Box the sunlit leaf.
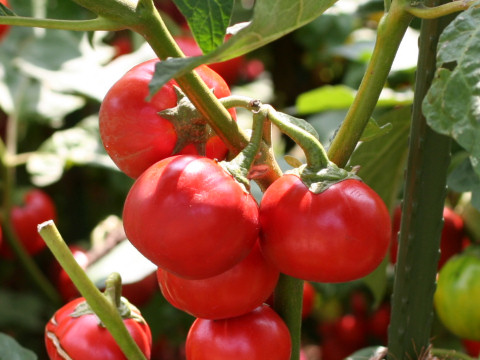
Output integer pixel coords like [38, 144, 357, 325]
[150, 0, 338, 95]
[173, 0, 234, 53]
[423, 4, 480, 176]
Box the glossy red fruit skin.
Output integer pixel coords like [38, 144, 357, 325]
[185, 304, 291, 360]
[45, 297, 152, 360]
[123, 155, 259, 280]
[1, 189, 57, 257]
[260, 176, 391, 282]
[99, 58, 235, 179]
[157, 241, 279, 320]
[390, 206, 464, 268]
[0, 0, 10, 41]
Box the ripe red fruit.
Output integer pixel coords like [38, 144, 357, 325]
[99, 58, 235, 178]
[462, 338, 480, 357]
[260, 177, 391, 282]
[302, 281, 317, 319]
[185, 304, 291, 360]
[123, 155, 259, 279]
[45, 297, 152, 359]
[157, 241, 279, 319]
[1, 189, 57, 257]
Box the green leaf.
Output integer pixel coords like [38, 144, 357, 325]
[150, 0, 338, 95]
[447, 156, 480, 210]
[0, 333, 37, 360]
[26, 116, 118, 186]
[0, 290, 47, 333]
[360, 118, 393, 142]
[296, 84, 413, 115]
[348, 106, 411, 304]
[348, 106, 411, 207]
[346, 346, 387, 360]
[423, 5, 480, 176]
[173, 0, 234, 53]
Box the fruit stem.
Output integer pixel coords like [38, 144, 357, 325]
[273, 275, 303, 360]
[38, 221, 147, 360]
[0, 15, 123, 31]
[405, 1, 476, 19]
[220, 101, 266, 190]
[327, 1, 412, 168]
[219, 96, 331, 172]
[387, 1, 455, 358]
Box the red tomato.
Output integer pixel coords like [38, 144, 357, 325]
[45, 297, 152, 359]
[259, 177, 391, 282]
[462, 338, 480, 357]
[185, 304, 291, 360]
[99, 58, 235, 178]
[123, 155, 259, 279]
[157, 241, 279, 319]
[367, 303, 390, 344]
[1, 189, 57, 257]
[302, 281, 316, 319]
[50, 245, 89, 302]
[0, 0, 10, 41]
[174, 35, 246, 85]
[390, 206, 464, 268]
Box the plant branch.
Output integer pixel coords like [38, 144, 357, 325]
[0, 15, 123, 31]
[406, 0, 477, 19]
[431, 348, 477, 360]
[387, 0, 455, 358]
[38, 221, 147, 360]
[327, 2, 412, 168]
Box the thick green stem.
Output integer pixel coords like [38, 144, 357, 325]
[0, 15, 123, 31]
[221, 106, 266, 189]
[38, 221, 147, 360]
[273, 275, 303, 360]
[387, 1, 454, 359]
[406, 1, 476, 19]
[327, 2, 412, 168]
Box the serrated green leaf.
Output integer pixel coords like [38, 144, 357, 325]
[150, 0, 338, 95]
[173, 0, 234, 53]
[0, 333, 37, 360]
[423, 5, 480, 177]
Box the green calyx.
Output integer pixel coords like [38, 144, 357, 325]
[70, 272, 145, 326]
[159, 86, 218, 156]
[288, 161, 361, 194]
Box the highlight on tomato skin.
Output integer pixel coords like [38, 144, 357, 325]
[185, 304, 292, 360]
[259, 176, 391, 283]
[123, 155, 260, 280]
